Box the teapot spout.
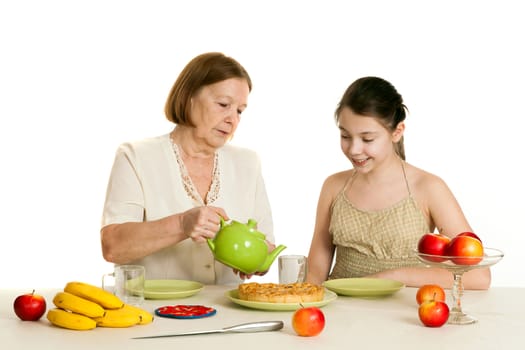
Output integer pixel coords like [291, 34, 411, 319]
[259, 244, 287, 272]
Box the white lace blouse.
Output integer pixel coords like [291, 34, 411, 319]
[101, 133, 274, 285]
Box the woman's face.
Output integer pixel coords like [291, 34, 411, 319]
[338, 107, 402, 173]
[189, 78, 250, 148]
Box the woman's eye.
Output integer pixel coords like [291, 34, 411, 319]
[363, 139, 374, 143]
[218, 103, 228, 108]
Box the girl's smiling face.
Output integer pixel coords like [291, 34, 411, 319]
[338, 107, 404, 173]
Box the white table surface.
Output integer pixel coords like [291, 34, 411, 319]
[1, 285, 524, 350]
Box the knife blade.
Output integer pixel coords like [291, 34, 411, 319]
[132, 320, 284, 339]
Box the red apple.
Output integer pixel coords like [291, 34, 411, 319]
[416, 284, 446, 305]
[292, 306, 325, 337]
[446, 235, 484, 265]
[417, 233, 451, 262]
[418, 298, 449, 327]
[13, 290, 47, 321]
[457, 231, 482, 243]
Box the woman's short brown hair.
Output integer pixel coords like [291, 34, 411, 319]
[164, 52, 252, 126]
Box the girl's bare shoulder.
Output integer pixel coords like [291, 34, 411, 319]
[406, 163, 450, 193]
[322, 169, 354, 195]
[324, 169, 353, 185]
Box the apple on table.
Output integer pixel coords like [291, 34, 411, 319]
[416, 284, 446, 305]
[292, 306, 325, 337]
[416, 284, 449, 327]
[13, 290, 47, 321]
[418, 298, 449, 327]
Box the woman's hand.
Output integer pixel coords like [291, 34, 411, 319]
[233, 269, 268, 280]
[180, 206, 228, 243]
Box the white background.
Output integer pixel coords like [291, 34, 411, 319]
[1, 0, 523, 289]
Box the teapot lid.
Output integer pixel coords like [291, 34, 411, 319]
[225, 219, 266, 239]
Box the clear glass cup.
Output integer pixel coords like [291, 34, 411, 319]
[102, 264, 145, 306]
[278, 255, 307, 284]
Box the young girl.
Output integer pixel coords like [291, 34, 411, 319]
[306, 77, 490, 289]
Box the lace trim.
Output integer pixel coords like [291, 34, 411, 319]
[170, 140, 220, 205]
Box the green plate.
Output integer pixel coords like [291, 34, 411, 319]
[144, 280, 204, 300]
[225, 289, 337, 311]
[323, 278, 404, 297]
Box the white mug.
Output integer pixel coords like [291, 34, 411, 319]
[278, 255, 307, 284]
[102, 265, 145, 306]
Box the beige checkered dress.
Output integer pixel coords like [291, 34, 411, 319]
[328, 167, 429, 279]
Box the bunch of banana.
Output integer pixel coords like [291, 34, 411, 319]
[53, 292, 105, 318]
[121, 304, 154, 325]
[46, 281, 153, 331]
[47, 308, 97, 331]
[94, 305, 143, 328]
[64, 281, 124, 309]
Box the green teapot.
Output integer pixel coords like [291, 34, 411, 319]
[207, 218, 286, 274]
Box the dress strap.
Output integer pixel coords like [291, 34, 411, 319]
[342, 170, 358, 194]
[400, 161, 412, 197]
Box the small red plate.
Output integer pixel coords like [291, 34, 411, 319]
[154, 305, 217, 319]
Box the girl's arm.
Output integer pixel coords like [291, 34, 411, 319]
[306, 176, 339, 285]
[370, 266, 491, 290]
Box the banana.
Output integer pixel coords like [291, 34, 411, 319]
[94, 306, 141, 328]
[53, 291, 105, 318]
[122, 304, 154, 325]
[64, 281, 124, 310]
[46, 308, 97, 330]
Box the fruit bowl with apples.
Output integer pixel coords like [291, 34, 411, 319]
[415, 232, 504, 325]
[416, 247, 503, 271]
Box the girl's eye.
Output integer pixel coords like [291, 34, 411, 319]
[218, 103, 228, 108]
[363, 139, 374, 143]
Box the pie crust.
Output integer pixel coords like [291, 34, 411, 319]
[238, 282, 325, 303]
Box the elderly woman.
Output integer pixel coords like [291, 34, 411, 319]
[101, 52, 274, 285]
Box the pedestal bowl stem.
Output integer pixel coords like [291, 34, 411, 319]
[449, 271, 477, 324]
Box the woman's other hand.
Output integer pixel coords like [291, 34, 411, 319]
[233, 269, 268, 280]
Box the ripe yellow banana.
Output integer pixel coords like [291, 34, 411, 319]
[53, 291, 105, 318]
[94, 306, 141, 328]
[47, 308, 97, 330]
[64, 281, 124, 310]
[122, 304, 154, 325]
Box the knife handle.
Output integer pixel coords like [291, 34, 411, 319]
[223, 321, 284, 333]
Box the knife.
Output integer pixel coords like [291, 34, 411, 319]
[132, 320, 284, 339]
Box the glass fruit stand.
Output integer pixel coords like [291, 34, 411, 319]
[415, 248, 504, 325]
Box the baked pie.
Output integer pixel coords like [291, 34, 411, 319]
[238, 282, 325, 303]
